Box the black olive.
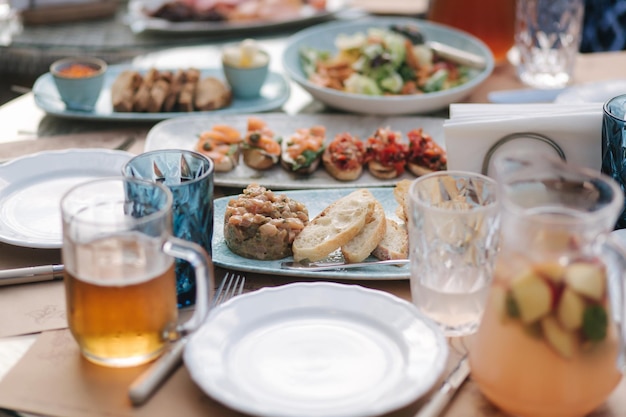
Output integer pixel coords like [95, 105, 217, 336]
[370, 53, 392, 68]
[249, 132, 261, 143]
[389, 24, 425, 45]
[202, 142, 212, 151]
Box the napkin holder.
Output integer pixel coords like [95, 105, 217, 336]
[481, 132, 566, 175]
[444, 103, 604, 176]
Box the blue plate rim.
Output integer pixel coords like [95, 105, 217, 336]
[212, 186, 410, 280]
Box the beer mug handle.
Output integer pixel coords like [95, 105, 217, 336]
[163, 236, 214, 336]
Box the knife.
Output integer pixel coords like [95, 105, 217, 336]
[428, 41, 487, 70]
[0, 264, 65, 286]
[414, 356, 470, 417]
[281, 259, 409, 271]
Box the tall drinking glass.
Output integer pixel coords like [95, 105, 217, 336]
[61, 177, 214, 367]
[515, 0, 584, 89]
[124, 149, 214, 308]
[601, 94, 626, 229]
[408, 171, 500, 336]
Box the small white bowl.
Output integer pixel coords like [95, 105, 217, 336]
[282, 17, 495, 115]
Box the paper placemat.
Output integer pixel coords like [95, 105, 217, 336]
[0, 281, 66, 338]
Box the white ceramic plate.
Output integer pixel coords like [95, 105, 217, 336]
[555, 79, 626, 104]
[0, 149, 133, 249]
[282, 17, 494, 115]
[127, 0, 348, 34]
[32, 65, 290, 121]
[185, 282, 448, 417]
[213, 187, 409, 279]
[145, 113, 445, 189]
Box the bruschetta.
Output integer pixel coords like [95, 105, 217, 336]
[322, 132, 365, 181]
[195, 124, 242, 172]
[406, 128, 447, 176]
[242, 117, 281, 170]
[364, 127, 408, 179]
[281, 125, 326, 175]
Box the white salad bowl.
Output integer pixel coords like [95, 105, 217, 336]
[282, 17, 495, 115]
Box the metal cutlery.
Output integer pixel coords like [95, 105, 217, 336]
[128, 272, 246, 407]
[389, 24, 488, 70]
[0, 264, 64, 286]
[281, 259, 409, 271]
[414, 355, 470, 417]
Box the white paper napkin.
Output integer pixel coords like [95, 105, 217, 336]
[444, 103, 603, 175]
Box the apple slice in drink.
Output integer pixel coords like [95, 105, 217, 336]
[557, 288, 585, 330]
[534, 261, 565, 284]
[541, 315, 577, 358]
[564, 262, 605, 301]
[510, 270, 552, 324]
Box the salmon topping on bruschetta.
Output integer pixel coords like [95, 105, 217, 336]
[195, 124, 242, 172]
[282, 125, 326, 173]
[244, 117, 281, 155]
[242, 117, 281, 170]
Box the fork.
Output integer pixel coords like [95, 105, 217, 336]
[128, 272, 246, 406]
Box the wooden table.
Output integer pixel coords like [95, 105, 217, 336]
[1, 45, 626, 417]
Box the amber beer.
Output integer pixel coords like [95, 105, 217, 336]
[428, 0, 515, 63]
[64, 233, 178, 367]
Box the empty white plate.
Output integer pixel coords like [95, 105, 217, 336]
[0, 149, 133, 249]
[184, 282, 448, 417]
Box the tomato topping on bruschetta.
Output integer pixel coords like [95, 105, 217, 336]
[195, 124, 242, 172]
[242, 117, 282, 170]
[364, 127, 408, 179]
[406, 128, 447, 176]
[281, 125, 326, 174]
[322, 132, 365, 181]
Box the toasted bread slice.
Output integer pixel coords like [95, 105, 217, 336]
[368, 160, 401, 179]
[341, 196, 386, 263]
[292, 189, 374, 262]
[393, 179, 412, 223]
[372, 218, 409, 261]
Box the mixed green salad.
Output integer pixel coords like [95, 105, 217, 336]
[300, 26, 476, 96]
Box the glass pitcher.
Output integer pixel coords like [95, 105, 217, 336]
[469, 153, 625, 417]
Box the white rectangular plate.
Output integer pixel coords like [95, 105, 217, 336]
[145, 113, 445, 189]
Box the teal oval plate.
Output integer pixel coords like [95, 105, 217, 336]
[32, 64, 290, 121]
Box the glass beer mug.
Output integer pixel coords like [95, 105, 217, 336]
[470, 153, 625, 417]
[61, 177, 214, 367]
[428, 0, 515, 63]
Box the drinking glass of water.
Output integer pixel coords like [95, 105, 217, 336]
[514, 0, 584, 89]
[407, 171, 500, 337]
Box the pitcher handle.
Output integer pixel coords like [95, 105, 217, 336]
[163, 236, 215, 337]
[602, 235, 626, 372]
